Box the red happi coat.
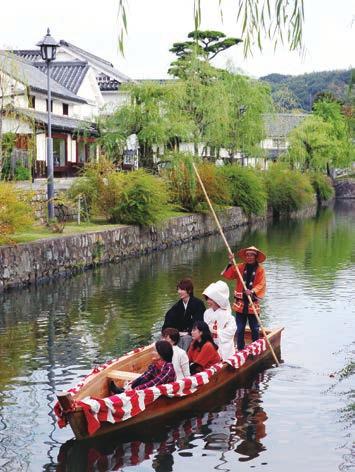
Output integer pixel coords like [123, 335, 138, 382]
[222, 263, 266, 315]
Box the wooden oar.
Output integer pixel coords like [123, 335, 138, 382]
[192, 162, 280, 367]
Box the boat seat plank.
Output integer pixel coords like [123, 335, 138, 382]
[107, 370, 140, 381]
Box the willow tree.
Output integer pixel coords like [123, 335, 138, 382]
[117, 0, 305, 56]
[285, 116, 341, 172]
[98, 81, 194, 167]
[205, 71, 272, 159]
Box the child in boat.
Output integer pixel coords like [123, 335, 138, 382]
[203, 280, 236, 360]
[187, 320, 221, 374]
[110, 340, 176, 394]
[162, 327, 190, 379]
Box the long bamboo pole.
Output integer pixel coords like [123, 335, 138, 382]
[192, 163, 280, 366]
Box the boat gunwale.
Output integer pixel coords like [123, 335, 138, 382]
[56, 326, 283, 439]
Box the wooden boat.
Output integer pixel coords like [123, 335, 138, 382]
[56, 327, 283, 441]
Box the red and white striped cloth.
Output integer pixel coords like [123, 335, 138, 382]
[55, 338, 267, 435]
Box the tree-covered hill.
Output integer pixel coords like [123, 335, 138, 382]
[260, 69, 353, 111]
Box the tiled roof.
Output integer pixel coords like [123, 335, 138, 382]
[12, 49, 42, 62]
[0, 53, 87, 104]
[97, 72, 120, 91]
[59, 40, 133, 85]
[263, 113, 309, 137]
[18, 108, 98, 134]
[33, 61, 89, 94]
[13, 42, 133, 92]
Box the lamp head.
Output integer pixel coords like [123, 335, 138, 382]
[36, 28, 59, 62]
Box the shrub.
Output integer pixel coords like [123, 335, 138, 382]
[0, 183, 34, 244]
[164, 153, 229, 212]
[218, 164, 267, 215]
[14, 164, 31, 181]
[310, 171, 335, 202]
[265, 163, 314, 214]
[68, 158, 115, 216]
[109, 170, 168, 226]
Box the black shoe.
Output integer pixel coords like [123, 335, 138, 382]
[109, 380, 124, 395]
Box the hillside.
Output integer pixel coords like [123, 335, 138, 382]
[260, 69, 353, 111]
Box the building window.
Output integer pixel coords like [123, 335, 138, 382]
[88, 143, 97, 161]
[78, 142, 86, 164]
[272, 137, 286, 148]
[63, 103, 69, 116]
[28, 96, 36, 109]
[77, 140, 97, 164]
[53, 137, 66, 167]
[46, 99, 53, 112]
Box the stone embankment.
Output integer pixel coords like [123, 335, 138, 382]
[334, 178, 355, 199]
[0, 207, 250, 292]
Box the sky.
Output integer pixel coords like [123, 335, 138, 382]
[1, 0, 354, 79]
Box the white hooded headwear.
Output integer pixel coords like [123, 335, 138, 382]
[203, 280, 230, 309]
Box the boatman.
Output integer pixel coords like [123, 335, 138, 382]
[222, 246, 266, 351]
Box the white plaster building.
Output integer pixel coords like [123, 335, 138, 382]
[1, 40, 132, 177]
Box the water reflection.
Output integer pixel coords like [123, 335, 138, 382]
[57, 372, 269, 472]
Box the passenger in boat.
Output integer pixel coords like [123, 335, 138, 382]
[222, 246, 266, 350]
[187, 320, 221, 374]
[203, 280, 237, 360]
[110, 340, 176, 394]
[162, 278, 205, 351]
[162, 327, 190, 379]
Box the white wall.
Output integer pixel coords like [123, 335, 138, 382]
[260, 138, 289, 150]
[101, 91, 130, 113]
[36, 133, 46, 161]
[55, 50, 79, 62]
[74, 69, 102, 119]
[1, 116, 32, 134]
[67, 135, 77, 163]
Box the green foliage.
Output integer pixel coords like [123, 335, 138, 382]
[169, 30, 242, 75]
[108, 170, 169, 226]
[261, 69, 353, 110]
[69, 162, 168, 226]
[13, 164, 31, 181]
[68, 159, 115, 216]
[265, 163, 314, 214]
[310, 172, 335, 202]
[99, 81, 193, 168]
[213, 71, 272, 157]
[285, 115, 341, 171]
[285, 99, 354, 172]
[0, 132, 16, 157]
[218, 165, 267, 215]
[272, 85, 300, 111]
[313, 98, 354, 169]
[165, 153, 229, 212]
[117, 1, 305, 58]
[0, 183, 34, 243]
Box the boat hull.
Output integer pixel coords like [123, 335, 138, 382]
[58, 328, 283, 440]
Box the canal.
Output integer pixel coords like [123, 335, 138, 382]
[0, 201, 354, 471]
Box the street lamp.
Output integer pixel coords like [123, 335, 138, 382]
[37, 28, 59, 221]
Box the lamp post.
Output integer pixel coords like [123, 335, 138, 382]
[37, 28, 59, 221]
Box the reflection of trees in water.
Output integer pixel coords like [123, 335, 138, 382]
[322, 340, 355, 472]
[57, 371, 271, 471]
[252, 202, 354, 289]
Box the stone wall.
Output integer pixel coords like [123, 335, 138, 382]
[334, 178, 355, 199]
[0, 207, 250, 292]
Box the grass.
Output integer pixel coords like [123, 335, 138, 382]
[10, 221, 124, 244]
[6, 209, 189, 245]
